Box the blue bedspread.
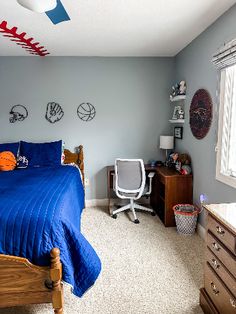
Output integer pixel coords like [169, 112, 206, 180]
[0, 165, 101, 297]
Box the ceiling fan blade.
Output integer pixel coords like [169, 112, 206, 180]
[45, 0, 70, 24]
[17, 0, 57, 13]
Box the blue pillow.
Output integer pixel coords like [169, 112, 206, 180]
[0, 142, 19, 157]
[19, 140, 62, 167]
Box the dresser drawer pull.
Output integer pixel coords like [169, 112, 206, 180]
[216, 226, 225, 235]
[230, 299, 236, 308]
[212, 242, 220, 251]
[210, 282, 219, 295]
[211, 259, 220, 270]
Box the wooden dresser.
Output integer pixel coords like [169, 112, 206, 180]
[200, 203, 236, 314]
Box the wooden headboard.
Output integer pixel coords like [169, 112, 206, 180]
[64, 145, 84, 184]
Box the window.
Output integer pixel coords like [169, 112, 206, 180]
[216, 63, 236, 188]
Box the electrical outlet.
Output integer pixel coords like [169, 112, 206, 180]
[85, 177, 90, 186]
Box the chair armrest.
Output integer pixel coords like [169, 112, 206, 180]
[145, 172, 155, 195]
[148, 172, 155, 178]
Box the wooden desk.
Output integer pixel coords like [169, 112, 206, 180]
[107, 165, 193, 227]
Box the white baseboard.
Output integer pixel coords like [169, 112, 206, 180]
[85, 198, 108, 207]
[85, 197, 149, 208]
[197, 223, 206, 240]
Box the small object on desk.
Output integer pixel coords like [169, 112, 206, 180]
[156, 160, 163, 166]
[149, 159, 156, 167]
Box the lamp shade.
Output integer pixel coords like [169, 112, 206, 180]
[17, 0, 57, 13]
[160, 135, 174, 150]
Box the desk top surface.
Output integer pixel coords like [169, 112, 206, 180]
[107, 165, 192, 177]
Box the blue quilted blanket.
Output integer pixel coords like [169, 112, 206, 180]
[0, 165, 101, 297]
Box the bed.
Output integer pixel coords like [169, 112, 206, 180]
[0, 145, 101, 314]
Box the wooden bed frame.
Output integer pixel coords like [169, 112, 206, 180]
[0, 145, 85, 314]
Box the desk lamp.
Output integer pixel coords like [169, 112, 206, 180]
[160, 135, 174, 161]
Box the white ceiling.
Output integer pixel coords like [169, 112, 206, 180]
[0, 0, 235, 56]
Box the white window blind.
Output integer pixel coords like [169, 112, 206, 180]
[221, 65, 236, 176]
[212, 39, 236, 69]
[216, 64, 236, 187]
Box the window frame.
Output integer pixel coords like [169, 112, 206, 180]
[216, 67, 236, 188]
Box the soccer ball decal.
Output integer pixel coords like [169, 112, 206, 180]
[77, 103, 96, 122]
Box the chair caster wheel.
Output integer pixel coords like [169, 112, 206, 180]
[112, 214, 117, 219]
[151, 211, 156, 216]
[134, 219, 140, 224]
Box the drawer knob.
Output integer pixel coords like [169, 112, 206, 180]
[211, 259, 220, 270]
[212, 242, 220, 251]
[211, 282, 219, 295]
[216, 226, 225, 235]
[230, 299, 236, 308]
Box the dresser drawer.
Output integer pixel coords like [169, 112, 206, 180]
[207, 232, 236, 279]
[208, 214, 236, 254]
[206, 248, 236, 297]
[205, 264, 236, 313]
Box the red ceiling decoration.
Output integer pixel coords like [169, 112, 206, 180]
[0, 21, 50, 56]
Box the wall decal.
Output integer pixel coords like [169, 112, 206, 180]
[189, 89, 212, 139]
[0, 21, 50, 56]
[77, 103, 96, 122]
[46, 0, 71, 25]
[9, 105, 28, 123]
[45, 102, 64, 123]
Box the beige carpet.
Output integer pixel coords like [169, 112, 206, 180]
[0, 207, 204, 314]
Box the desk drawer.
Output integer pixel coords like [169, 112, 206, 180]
[207, 232, 236, 279]
[206, 248, 236, 297]
[205, 264, 236, 313]
[208, 214, 236, 254]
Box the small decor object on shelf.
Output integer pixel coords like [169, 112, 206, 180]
[177, 108, 184, 119]
[174, 126, 183, 139]
[45, 102, 64, 124]
[172, 105, 181, 119]
[77, 103, 96, 122]
[189, 89, 212, 139]
[170, 80, 187, 100]
[9, 105, 28, 123]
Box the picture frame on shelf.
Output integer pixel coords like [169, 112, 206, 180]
[172, 105, 181, 120]
[174, 126, 183, 139]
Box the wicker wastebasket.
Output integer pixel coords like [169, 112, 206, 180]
[173, 204, 199, 235]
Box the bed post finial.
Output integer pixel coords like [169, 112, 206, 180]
[78, 145, 84, 184]
[50, 248, 64, 314]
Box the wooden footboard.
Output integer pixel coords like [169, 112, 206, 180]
[0, 248, 64, 313]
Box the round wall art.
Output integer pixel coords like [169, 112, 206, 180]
[189, 89, 212, 139]
[77, 103, 96, 122]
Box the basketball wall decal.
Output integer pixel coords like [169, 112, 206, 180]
[189, 89, 212, 139]
[77, 103, 96, 122]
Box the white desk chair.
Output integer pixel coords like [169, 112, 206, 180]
[112, 158, 155, 224]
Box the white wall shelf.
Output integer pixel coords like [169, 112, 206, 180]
[169, 119, 185, 124]
[170, 95, 186, 102]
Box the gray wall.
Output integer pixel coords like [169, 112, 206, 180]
[0, 57, 174, 199]
[175, 4, 236, 225]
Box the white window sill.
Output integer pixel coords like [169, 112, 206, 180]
[216, 172, 236, 189]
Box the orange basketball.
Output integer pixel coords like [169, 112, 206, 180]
[0, 151, 16, 171]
